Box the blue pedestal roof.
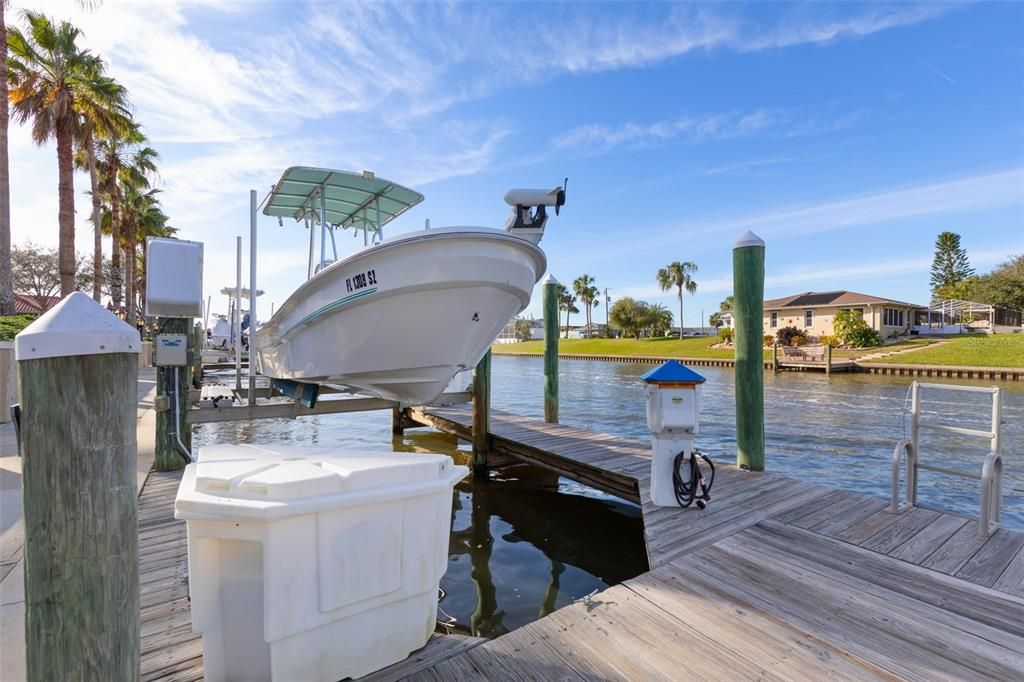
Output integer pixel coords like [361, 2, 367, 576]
[640, 360, 706, 384]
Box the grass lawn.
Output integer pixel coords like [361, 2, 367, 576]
[868, 335, 1024, 368]
[492, 336, 736, 358]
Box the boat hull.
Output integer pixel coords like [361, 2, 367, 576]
[255, 228, 546, 405]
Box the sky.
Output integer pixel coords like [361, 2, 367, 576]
[8, 0, 1024, 327]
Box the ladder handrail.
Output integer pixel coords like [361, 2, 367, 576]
[890, 380, 1004, 537]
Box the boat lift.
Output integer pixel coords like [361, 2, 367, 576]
[890, 381, 1005, 537]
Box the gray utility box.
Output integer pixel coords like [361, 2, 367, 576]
[155, 334, 188, 367]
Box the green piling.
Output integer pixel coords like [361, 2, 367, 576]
[733, 231, 766, 471]
[155, 317, 192, 472]
[542, 274, 559, 423]
[472, 350, 491, 474]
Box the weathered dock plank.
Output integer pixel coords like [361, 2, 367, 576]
[410, 406, 1024, 681]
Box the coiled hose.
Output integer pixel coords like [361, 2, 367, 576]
[672, 448, 715, 509]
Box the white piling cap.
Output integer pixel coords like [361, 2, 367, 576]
[15, 292, 141, 361]
[542, 273, 559, 285]
[733, 230, 765, 249]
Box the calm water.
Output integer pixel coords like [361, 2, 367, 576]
[193, 357, 1023, 638]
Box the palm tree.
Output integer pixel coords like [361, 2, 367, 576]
[74, 71, 131, 302]
[555, 283, 578, 339]
[656, 261, 698, 338]
[8, 11, 121, 296]
[0, 2, 14, 314]
[132, 197, 174, 315]
[112, 147, 159, 323]
[96, 125, 143, 310]
[572, 274, 600, 337]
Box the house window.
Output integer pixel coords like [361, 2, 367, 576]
[883, 308, 904, 326]
[804, 310, 813, 328]
[770, 312, 778, 328]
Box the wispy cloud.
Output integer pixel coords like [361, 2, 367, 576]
[686, 168, 1024, 240]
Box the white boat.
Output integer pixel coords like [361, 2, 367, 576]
[254, 167, 564, 405]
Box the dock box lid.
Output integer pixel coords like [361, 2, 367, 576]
[174, 444, 467, 521]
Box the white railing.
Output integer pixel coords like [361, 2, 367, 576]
[890, 381, 1004, 537]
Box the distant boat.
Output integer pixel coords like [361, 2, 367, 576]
[254, 167, 565, 405]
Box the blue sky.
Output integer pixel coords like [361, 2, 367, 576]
[9, 1, 1023, 326]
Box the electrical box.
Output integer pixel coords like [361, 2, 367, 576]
[146, 238, 203, 318]
[645, 385, 700, 434]
[155, 334, 188, 366]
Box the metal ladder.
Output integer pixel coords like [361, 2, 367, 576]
[890, 381, 1004, 538]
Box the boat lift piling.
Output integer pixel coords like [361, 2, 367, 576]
[472, 350, 492, 474]
[543, 274, 559, 424]
[234, 235, 242, 392]
[249, 189, 258, 406]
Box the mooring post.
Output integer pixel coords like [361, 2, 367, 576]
[155, 316, 192, 471]
[826, 344, 832, 376]
[15, 293, 140, 681]
[772, 341, 779, 373]
[391, 405, 405, 436]
[192, 322, 203, 383]
[542, 274, 559, 423]
[733, 231, 766, 471]
[472, 350, 491, 474]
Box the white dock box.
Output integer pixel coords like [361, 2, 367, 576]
[174, 444, 468, 682]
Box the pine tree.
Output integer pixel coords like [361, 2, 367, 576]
[929, 231, 974, 295]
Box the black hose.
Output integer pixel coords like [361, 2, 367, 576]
[672, 448, 714, 509]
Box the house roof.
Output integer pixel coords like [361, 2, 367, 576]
[764, 290, 921, 310]
[14, 294, 59, 314]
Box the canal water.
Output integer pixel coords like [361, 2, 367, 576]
[193, 357, 1022, 639]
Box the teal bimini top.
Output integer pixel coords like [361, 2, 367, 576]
[262, 167, 424, 235]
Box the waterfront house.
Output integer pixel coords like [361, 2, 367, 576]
[764, 290, 920, 339]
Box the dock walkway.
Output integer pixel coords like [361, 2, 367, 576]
[136, 406, 1024, 680]
[405, 406, 1024, 680]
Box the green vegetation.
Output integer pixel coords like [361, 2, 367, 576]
[930, 231, 974, 295]
[869, 335, 1024, 368]
[936, 254, 1024, 313]
[833, 309, 881, 348]
[609, 297, 673, 338]
[656, 261, 698, 337]
[493, 336, 735, 358]
[0, 314, 36, 341]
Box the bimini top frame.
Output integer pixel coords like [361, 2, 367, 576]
[263, 167, 425, 278]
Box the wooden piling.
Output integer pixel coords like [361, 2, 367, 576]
[155, 317, 192, 471]
[15, 293, 140, 682]
[192, 322, 203, 383]
[733, 231, 766, 471]
[392, 405, 405, 436]
[772, 342, 779, 372]
[472, 350, 491, 473]
[826, 344, 832, 376]
[542, 274, 559, 423]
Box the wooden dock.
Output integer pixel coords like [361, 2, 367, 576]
[137, 406, 1024, 680]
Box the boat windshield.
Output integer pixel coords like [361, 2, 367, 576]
[263, 167, 424, 279]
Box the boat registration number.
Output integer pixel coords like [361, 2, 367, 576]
[345, 269, 377, 293]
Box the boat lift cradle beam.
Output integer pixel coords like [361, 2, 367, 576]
[890, 381, 1004, 537]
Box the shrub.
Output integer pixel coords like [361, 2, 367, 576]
[763, 334, 775, 347]
[0, 314, 37, 342]
[818, 334, 841, 348]
[790, 334, 807, 347]
[718, 327, 733, 343]
[775, 325, 805, 346]
[833, 310, 881, 348]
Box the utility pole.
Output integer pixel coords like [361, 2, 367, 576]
[604, 287, 612, 338]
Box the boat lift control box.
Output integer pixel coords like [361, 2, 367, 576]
[154, 334, 187, 366]
[642, 361, 706, 507]
[174, 444, 469, 682]
[145, 237, 203, 318]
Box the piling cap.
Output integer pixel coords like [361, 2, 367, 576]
[15, 292, 140, 361]
[541, 273, 559, 285]
[640, 360, 706, 385]
[733, 230, 765, 249]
